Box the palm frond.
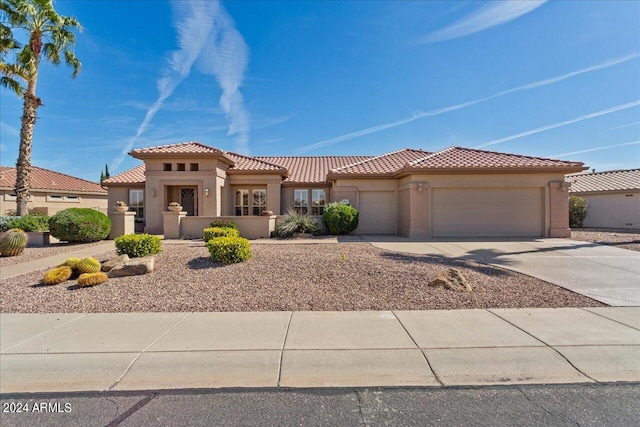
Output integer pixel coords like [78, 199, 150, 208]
[64, 50, 81, 78]
[0, 75, 24, 96]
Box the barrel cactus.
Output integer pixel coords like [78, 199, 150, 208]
[0, 228, 28, 257]
[76, 257, 101, 274]
[42, 266, 73, 286]
[59, 257, 81, 270]
[77, 272, 108, 287]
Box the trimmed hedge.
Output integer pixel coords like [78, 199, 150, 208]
[206, 236, 252, 264]
[115, 233, 163, 258]
[49, 208, 111, 243]
[203, 227, 239, 241]
[322, 202, 359, 235]
[209, 219, 238, 230]
[7, 214, 50, 232]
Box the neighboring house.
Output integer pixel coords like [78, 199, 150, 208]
[567, 169, 640, 229]
[102, 142, 585, 238]
[0, 166, 108, 216]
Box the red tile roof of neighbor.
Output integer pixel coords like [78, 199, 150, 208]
[105, 142, 585, 185]
[567, 169, 640, 193]
[0, 166, 107, 194]
[101, 164, 145, 185]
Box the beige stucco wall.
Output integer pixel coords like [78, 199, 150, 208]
[1, 189, 107, 216]
[574, 191, 640, 229]
[179, 215, 276, 239]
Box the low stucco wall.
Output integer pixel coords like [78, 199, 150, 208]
[180, 216, 276, 240]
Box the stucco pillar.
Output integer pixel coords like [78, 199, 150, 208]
[163, 211, 186, 239]
[109, 211, 136, 239]
[267, 183, 281, 214]
[549, 181, 571, 238]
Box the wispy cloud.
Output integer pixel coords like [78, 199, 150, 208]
[196, 5, 251, 154]
[112, 0, 251, 169]
[476, 101, 640, 149]
[416, 0, 547, 44]
[0, 121, 19, 136]
[253, 113, 297, 130]
[295, 54, 639, 154]
[550, 141, 640, 158]
[609, 121, 640, 131]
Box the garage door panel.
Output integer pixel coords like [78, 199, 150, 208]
[432, 188, 543, 237]
[358, 191, 396, 234]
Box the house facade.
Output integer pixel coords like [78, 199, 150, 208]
[568, 169, 640, 229]
[0, 166, 108, 216]
[103, 142, 585, 238]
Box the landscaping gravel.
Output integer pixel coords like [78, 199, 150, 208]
[570, 228, 640, 252]
[0, 243, 603, 313]
[0, 241, 109, 268]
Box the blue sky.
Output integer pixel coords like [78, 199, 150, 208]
[1, 0, 639, 181]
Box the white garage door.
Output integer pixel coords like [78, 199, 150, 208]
[432, 188, 543, 237]
[358, 191, 396, 234]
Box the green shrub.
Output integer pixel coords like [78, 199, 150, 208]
[209, 219, 238, 230]
[7, 214, 50, 232]
[115, 233, 163, 257]
[206, 236, 252, 264]
[322, 202, 359, 235]
[0, 216, 19, 232]
[203, 227, 239, 241]
[49, 208, 111, 243]
[569, 196, 588, 228]
[274, 210, 320, 238]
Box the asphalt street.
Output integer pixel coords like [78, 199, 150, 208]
[1, 383, 638, 427]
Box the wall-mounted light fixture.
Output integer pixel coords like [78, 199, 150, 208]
[204, 188, 210, 197]
[560, 182, 567, 190]
[151, 189, 157, 198]
[417, 183, 423, 192]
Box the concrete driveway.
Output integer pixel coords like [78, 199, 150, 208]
[359, 236, 640, 307]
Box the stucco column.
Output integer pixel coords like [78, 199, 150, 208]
[549, 181, 571, 238]
[408, 182, 429, 238]
[109, 211, 136, 239]
[163, 211, 186, 239]
[267, 183, 281, 214]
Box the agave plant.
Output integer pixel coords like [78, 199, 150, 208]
[273, 210, 320, 238]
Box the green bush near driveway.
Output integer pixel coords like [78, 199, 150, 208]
[49, 208, 111, 243]
[569, 196, 588, 228]
[206, 236, 252, 264]
[203, 227, 239, 241]
[322, 202, 359, 235]
[115, 233, 163, 258]
[6, 214, 50, 232]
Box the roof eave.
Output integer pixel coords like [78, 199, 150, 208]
[397, 165, 587, 176]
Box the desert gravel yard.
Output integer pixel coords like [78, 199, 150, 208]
[570, 228, 640, 252]
[0, 242, 603, 313]
[0, 241, 107, 268]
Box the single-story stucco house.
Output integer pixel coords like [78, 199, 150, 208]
[102, 142, 586, 239]
[0, 166, 108, 216]
[567, 168, 640, 229]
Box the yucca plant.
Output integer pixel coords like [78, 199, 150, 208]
[273, 210, 320, 238]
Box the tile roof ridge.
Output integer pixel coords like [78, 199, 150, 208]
[130, 141, 218, 152]
[32, 165, 104, 187]
[330, 148, 413, 172]
[408, 146, 456, 166]
[226, 151, 288, 170]
[458, 146, 582, 164]
[255, 155, 372, 159]
[567, 168, 640, 176]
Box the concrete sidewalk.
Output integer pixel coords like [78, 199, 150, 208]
[361, 237, 640, 307]
[1, 308, 638, 393]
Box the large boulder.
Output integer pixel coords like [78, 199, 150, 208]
[428, 268, 472, 292]
[101, 254, 130, 272]
[107, 256, 155, 278]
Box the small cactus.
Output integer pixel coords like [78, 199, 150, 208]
[0, 228, 28, 257]
[76, 257, 101, 274]
[77, 272, 108, 287]
[42, 266, 73, 286]
[58, 257, 81, 269]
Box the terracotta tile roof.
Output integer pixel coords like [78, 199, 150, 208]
[130, 141, 224, 156]
[256, 156, 372, 183]
[567, 169, 640, 193]
[102, 164, 146, 185]
[226, 152, 288, 174]
[0, 166, 107, 194]
[407, 146, 585, 170]
[330, 149, 430, 175]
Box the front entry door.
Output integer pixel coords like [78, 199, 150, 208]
[180, 187, 197, 216]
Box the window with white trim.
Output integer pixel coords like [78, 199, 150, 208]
[235, 189, 249, 216]
[311, 189, 325, 215]
[252, 189, 266, 216]
[294, 189, 308, 214]
[235, 188, 267, 216]
[129, 189, 144, 220]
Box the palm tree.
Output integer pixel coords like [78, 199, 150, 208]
[0, 0, 81, 215]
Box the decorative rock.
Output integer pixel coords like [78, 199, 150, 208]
[101, 254, 130, 272]
[428, 268, 472, 292]
[107, 256, 155, 278]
